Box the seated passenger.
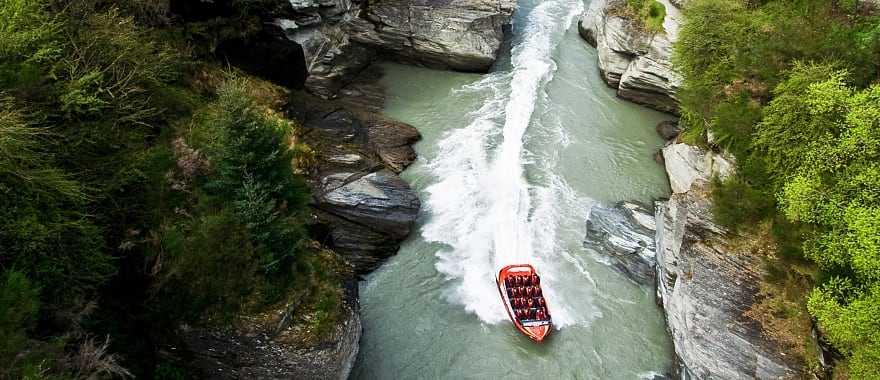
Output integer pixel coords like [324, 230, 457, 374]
[535, 286, 542, 297]
[527, 298, 534, 309]
[532, 274, 539, 285]
[538, 297, 546, 307]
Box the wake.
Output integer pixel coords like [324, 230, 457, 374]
[421, 0, 586, 327]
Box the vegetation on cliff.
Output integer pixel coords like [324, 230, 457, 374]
[675, 0, 880, 376]
[0, 0, 341, 378]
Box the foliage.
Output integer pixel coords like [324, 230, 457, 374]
[0, 271, 40, 373]
[0, 0, 325, 377]
[615, 0, 667, 32]
[675, 0, 880, 375]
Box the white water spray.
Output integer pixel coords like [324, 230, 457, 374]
[421, 0, 585, 326]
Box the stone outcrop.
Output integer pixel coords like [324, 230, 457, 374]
[661, 143, 733, 194]
[588, 139, 801, 377]
[276, 0, 516, 98]
[653, 143, 800, 378]
[578, 0, 682, 113]
[584, 201, 658, 285]
[349, 0, 516, 71]
[291, 95, 422, 273]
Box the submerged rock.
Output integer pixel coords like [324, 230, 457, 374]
[584, 201, 658, 285]
[578, 0, 682, 113]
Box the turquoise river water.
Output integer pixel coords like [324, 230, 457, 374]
[352, 0, 676, 378]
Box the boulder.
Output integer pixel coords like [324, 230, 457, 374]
[349, 0, 517, 71]
[315, 170, 420, 239]
[656, 120, 681, 140]
[578, 0, 682, 113]
[584, 201, 658, 285]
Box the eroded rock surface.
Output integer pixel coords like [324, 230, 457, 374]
[279, 0, 516, 98]
[661, 143, 733, 194]
[293, 96, 422, 273]
[653, 144, 801, 379]
[349, 0, 516, 71]
[578, 0, 682, 113]
[584, 201, 658, 285]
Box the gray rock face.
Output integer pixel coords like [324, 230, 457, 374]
[578, 0, 682, 113]
[662, 143, 734, 194]
[282, 0, 516, 97]
[584, 201, 658, 285]
[653, 143, 800, 379]
[317, 170, 420, 239]
[349, 0, 517, 71]
[294, 97, 422, 273]
[654, 191, 798, 379]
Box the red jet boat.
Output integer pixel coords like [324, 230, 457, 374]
[496, 264, 552, 342]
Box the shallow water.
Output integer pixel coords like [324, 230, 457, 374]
[352, 0, 675, 378]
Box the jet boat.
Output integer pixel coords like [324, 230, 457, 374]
[496, 264, 552, 342]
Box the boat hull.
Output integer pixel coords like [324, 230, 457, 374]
[496, 264, 552, 342]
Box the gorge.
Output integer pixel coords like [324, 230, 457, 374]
[6, 0, 874, 378]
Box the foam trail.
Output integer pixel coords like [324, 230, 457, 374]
[422, 0, 585, 326]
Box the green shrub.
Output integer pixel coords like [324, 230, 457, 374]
[0, 271, 39, 367]
[201, 77, 309, 272]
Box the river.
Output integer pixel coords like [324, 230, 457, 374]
[351, 0, 675, 378]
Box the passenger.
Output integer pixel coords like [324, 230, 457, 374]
[535, 286, 542, 297]
[536, 309, 544, 321]
[527, 298, 534, 309]
[515, 275, 522, 287]
[532, 274, 539, 285]
[538, 297, 546, 307]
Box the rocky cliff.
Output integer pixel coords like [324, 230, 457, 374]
[586, 137, 803, 378]
[655, 144, 801, 379]
[577, 0, 682, 114]
[276, 0, 516, 98]
[290, 92, 422, 274]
